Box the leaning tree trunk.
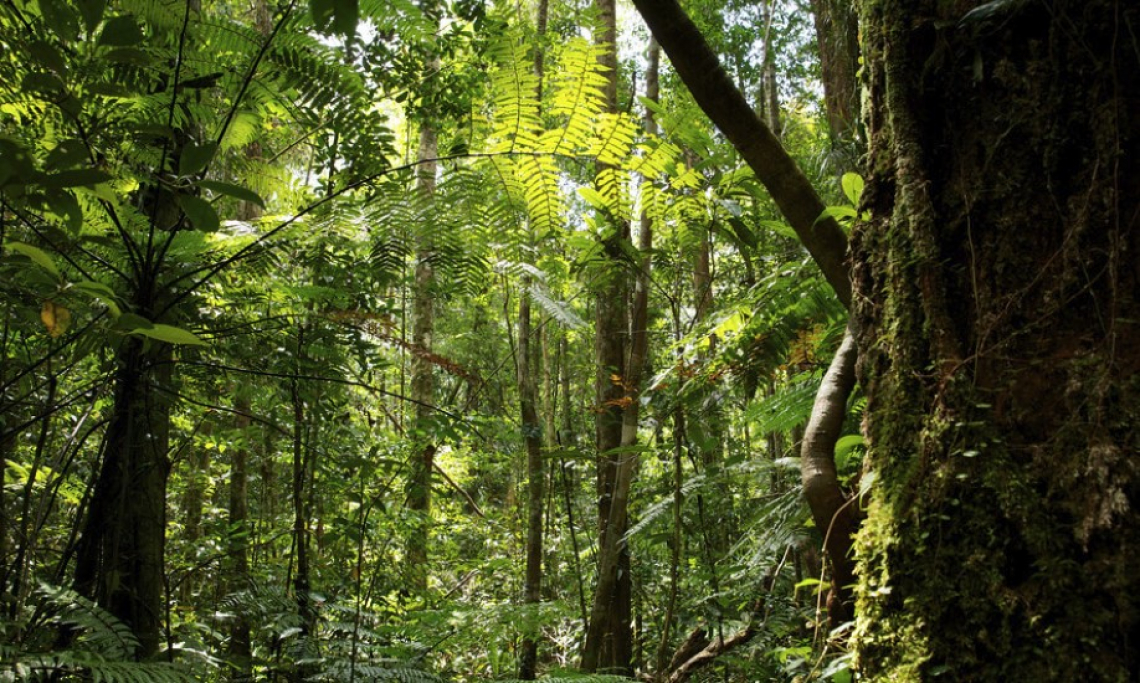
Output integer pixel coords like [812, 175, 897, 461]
[851, 1, 1140, 679]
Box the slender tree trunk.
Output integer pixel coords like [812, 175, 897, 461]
[518, 2, 549, 677]
[227, 391, 253, 675]
[289, 334, 316, 641]
[582, 0, 629, 668]
[405, 119, 439, 595]
[517, 281, 544, 678]
[852, 2, 1140, 678]
[758, 1, 782, 139]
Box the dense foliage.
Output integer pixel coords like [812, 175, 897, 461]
[1, 0, 873, 681]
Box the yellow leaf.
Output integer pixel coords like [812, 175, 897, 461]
[40, 300, 70, 338]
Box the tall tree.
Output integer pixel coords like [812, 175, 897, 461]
[518, 3, 549, 678]
[851, 1, 1140, 678]
[404, 118, 439, 595]
[580, 0, 634, 673]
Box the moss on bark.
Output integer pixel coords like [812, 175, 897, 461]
[852, 1, 1140, 679]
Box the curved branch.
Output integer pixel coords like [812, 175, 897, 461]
[801, 320, 859, 620]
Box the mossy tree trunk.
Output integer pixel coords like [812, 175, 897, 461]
[852, 1, 1140, 678]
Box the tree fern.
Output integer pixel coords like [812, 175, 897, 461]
[0, 584, 196, 682]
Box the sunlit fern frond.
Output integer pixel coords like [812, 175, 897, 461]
[544, 37, 608, 156]
[486, 37, 542, 154]
[745, 377, 823, 437]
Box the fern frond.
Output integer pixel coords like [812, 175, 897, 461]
[38, 584, 139, 661]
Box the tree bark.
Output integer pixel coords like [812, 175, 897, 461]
[227, 391, 253, 675]
[74, 339, 172, 658]
[852, 1, 1140, 678]
[809, 0, 859, 142]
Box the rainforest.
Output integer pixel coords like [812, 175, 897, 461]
[1, 0, 1138, 681]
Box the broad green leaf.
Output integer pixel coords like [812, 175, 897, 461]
[179, 142, 217, 177]
[42, 168, 112, 189]
[5, 242, 61, 277]
[841, 172, 864, 206]
[98, 15, 144, 46]
[103, 47, 152, 66]
[130, 324, 207, 346]
[834, 434, 866, 469]
[45, 140, 87, 170]
[177, 195, 220, 232]
[816, 205, 857, 224]
[72, 280, 122, 316]
[332, 0, 358, 36]
[28, 40, 67, 75]
[21, 72, 66, 98]
[46, 190, 83, 232]
[40, 0, 80, 41]
[75, 0, 106, 34]
[114, 313, 153, 331]
[197, 180, 264, 208]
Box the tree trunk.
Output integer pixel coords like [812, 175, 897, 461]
[518, 1, 549, 677]
[809, 0, 859, 142]
[852, 1, 1140, 678]
[227, 391, 253, 675]
[405, 120, 439, 595]
[74, 339, 172, 658]
[581, 0, 633, 673]
[517, 279, 544, 679]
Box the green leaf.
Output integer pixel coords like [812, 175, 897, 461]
[177, 195, 220, 232]
[816, 205, 857, 224]
[46, 190, 83, 232]
[834, 434, 865, 470]
[29, 40, 67, 75]
[179, 142, 217, 177]
[130, 324, 207, 346]
[103, 47, 152, 66]
[75, 0, 106, 34]
[98, 15, 144, 46]
[40, 0, 80, 41]
[311, 0, 334, 29]
[333, 0, 359, 36]
[113, 313, 153, 331]
[4, 242, 61, 277]
[841, 172, 864, 206]
[72, 280, 121, 316]
[42, 168, 112, 189]
[197, 180, 264, 208]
